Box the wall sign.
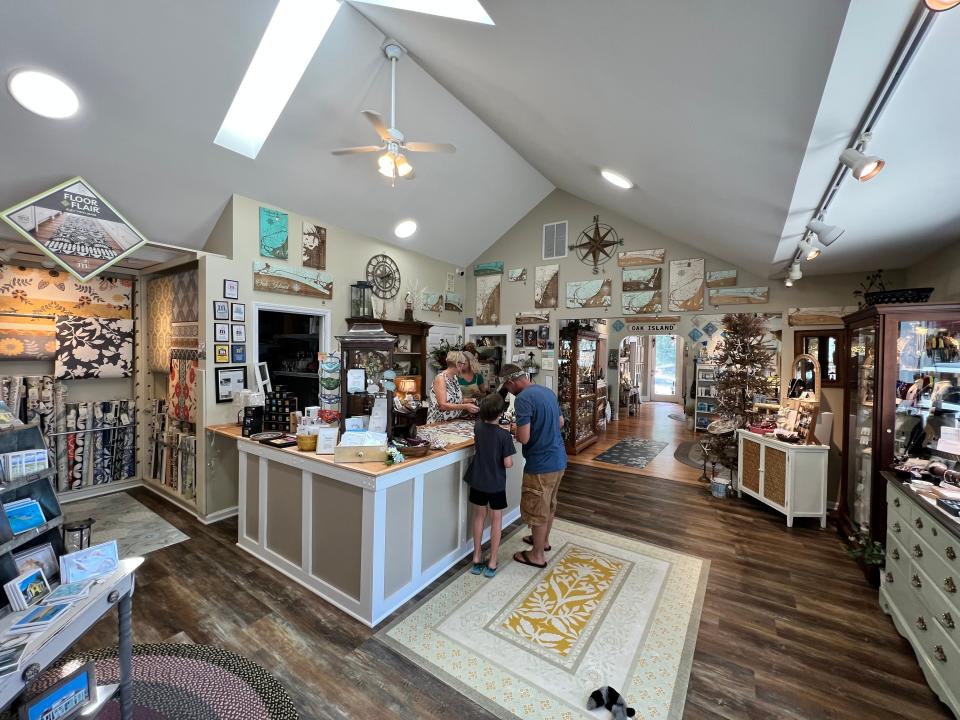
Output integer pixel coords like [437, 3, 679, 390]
[1, 177, 148, 281]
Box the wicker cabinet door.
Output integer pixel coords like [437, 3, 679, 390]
[742, 438, 761, 494]
[763, 447, 787, 508]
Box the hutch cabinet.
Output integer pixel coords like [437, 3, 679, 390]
[558, 325, 599, 454]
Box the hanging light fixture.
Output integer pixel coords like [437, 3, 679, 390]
[839, 133, 884, 181]
[377, 142, 413, 180]
[788, 262, 803, 282]
[798, 236, 821, 261]
[806, 219, 845, 247]
[784, 277, 794, 288]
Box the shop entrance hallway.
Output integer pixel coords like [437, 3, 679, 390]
[567, 401, 704, 483]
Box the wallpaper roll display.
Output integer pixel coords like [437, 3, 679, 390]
[55, 316, 134, 379]
[0, 265, 133, 318]
[147, 274, 174, 372]
[168, 349, 199, 423]
[0, 316, 57, 360]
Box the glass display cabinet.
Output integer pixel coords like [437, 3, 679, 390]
[336, 323, 397, 438]
[840, 303, 960, 573]
[558, 325, 599, 454]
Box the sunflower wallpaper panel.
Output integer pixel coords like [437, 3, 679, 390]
[0, 264, 133, 318]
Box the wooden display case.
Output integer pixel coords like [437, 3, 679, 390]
[336, 323, 397, 438]
[558, 326, 599, 455]
[840, 303, 960, 582]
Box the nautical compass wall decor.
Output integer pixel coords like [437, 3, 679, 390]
[570, 215, 623, 274]
[366, 253, 401, 299]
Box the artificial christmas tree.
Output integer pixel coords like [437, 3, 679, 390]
[703, 313, 776, 470]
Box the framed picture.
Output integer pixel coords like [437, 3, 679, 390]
[214, 323, 229, 342]
[231, 344, 246, 363]
[12, 544, 58, 583]
[394, 360, 412, 375]
[231, 302, 245, 322]
[213, 300, 229, 321]
[231, 324, 246, 342]
[60, 540, 119, 583]
[18, 660, 96, 720]
[223, 279, 239, 299]
[216, 366, 248, 403]
[214, 344, 229, 364]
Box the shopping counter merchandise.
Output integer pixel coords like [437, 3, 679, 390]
[207, 422, 524, 626]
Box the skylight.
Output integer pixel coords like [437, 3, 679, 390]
[351, 0, 494, 25]
[214, 0, 342, 159]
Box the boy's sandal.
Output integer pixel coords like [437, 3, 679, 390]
[513, 550, 547, 569]
[470, 562, 485, 575]
[522, 535, 551, 552]
[483, 565, 498, 578]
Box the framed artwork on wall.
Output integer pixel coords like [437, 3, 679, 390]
[259, 207, 288, 259]
[223, 279, 239, 299]
[214, 344, 229, 364]
[213, 301, 229, 321]
[231, 344, 246, 363]
[231, 324, 246, 342]
[214, 323, 229, 342]
[231, 302, 246, 322]
[216, 365, 248, 402]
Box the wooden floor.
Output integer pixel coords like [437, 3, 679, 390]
[73, 402, 951, 719]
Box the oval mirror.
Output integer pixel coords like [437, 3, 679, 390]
[790, 353, 821, 400]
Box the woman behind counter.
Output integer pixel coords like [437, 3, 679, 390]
[428, 350, 480, 424]
[458, 347, 488, 401]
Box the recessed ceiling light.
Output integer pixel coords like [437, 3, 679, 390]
[214, 0, 342, 159]
[601, 169, 633, 190]
[8, 70, 79, 119]
[394, 219, 417, 239]
[351, 0, 494, 25]
[926, 0, 960, 10]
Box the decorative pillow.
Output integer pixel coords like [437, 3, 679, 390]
[55, 316, 134, 379]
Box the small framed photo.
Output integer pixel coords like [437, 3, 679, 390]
[213, 300, 229, 321]
[231, 324, 246, 343]
[214, 344, 230, 364]
[60, 540, 119, 584]
[18, 660, 96, 720]
[231, 302, 245, 322]
[231, 344, 246, 363]
[214, 323, 229, 342]
[13, 543, 59, 583]
[223, 279, 239, 300]
[216, 366, 248, 403]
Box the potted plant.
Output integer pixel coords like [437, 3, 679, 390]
[853, 269, 933, 307]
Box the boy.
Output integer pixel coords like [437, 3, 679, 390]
[468, 393, 516, 577]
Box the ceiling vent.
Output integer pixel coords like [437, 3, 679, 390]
[542, 221, 568, 260]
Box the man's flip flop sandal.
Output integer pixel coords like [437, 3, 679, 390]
[513, 550, 547, 569]
[522, 535, 551, 552]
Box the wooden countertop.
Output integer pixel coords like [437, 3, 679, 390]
[206, 423, 475, 477]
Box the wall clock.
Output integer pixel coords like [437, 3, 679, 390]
[570, 214, 623, 274]
[366, 254, 401, 299]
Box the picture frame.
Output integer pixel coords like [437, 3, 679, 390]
[231, 344, 246, 363]
[214, 323, 229, 343]
[231, 302, 245, 322]
[12, 543, 58, 583]
[214, 344, 230, 364]
[60, 540, 119, 584]
[231, 324, 246, 343]
[213, 300, 229, 321]
[18, 659, 96, 720]
[223, 279, 239, 300]
[216, 366, 248, 403]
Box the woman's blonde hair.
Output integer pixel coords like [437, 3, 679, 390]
[445, 350, 467, 368]
[463, 350, 481, 374]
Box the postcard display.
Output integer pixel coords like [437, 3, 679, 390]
[0, 265, 139, 496]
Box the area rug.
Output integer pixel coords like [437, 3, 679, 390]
[674, 440, 732, 480]
[64, 493, 188, 557]
[378, 519, 709, 720]
[592, 438, 668, 469]
[8, 644, 299, 720]
[667, 412, 687, 423]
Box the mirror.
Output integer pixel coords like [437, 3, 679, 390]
[790, 353, 821, 400]
[795, 330, 844, 387]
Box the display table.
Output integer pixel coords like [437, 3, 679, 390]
[736, 430, 828, 527]
[210, 423, 524, 627]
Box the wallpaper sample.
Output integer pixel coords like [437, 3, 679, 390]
[168, 348, 199, 424]
[0, 265, 133, 318]
[0, 316, 57, 359]
[171, 268, 199, 323]
[147, 274, 173, 372]
[170, 322, 199, 350]
[55, 317, 134, 379]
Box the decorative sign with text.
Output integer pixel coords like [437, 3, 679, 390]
[1, 177, 149, 281]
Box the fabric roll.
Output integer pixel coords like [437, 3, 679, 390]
[71, 402, 90, 489]
[168, 349, 200, 423]
[54, 382, 68, 489]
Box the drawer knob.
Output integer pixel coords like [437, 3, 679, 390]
[943, 612, 956, 629]
[894, 497, 901, 507]
[916, 518, 924, 530]
[916, 616, 928, 631]
[913, 544, 923, 558]
[885, 572, 894, 583]
[947, 546, 957, 561]
[934, 645, 947, 663]
[912, 574, 923, 588]
[891, 548, 900, 561]
[933, 527, 939, 537]
[893, 522, 901, 533]
[945, 577, 957, 594]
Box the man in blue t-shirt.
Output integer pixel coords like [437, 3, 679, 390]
[501, 364, 567, 569]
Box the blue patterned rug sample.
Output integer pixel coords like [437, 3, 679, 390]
[593, 438, 669, 468]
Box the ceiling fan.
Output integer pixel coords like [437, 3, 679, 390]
[331, 41, 456, 185]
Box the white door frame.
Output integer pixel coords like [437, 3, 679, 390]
[649, 334, 682, 403]
[251, 302, 333, 365]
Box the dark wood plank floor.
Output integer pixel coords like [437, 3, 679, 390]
[72, 410, 951, 718]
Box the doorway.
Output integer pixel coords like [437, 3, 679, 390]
[649, 334, 681, 403]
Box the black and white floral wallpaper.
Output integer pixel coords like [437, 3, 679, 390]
[55, 316, 134, 380]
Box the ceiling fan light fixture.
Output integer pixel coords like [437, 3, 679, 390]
[395, 154, 413, 177]
[394, 219, 417, 239]
[925, 0, 960, 10]
[600, 169, 633, 189]
[839, 147, 885, 181]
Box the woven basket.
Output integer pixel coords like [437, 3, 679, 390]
[864, 287, 933, 305]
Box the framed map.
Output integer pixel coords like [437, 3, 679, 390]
[622, 291, 662, 314]
[618, 249, 665, 267]
[668, 259, 704, 311]
[566, 278, 612, 308]
[706, 269, 736, 288]
[253, 261, 332, 299]
[302, 222, 326, 269]
[709, 286, 769, 306]
[622, 267, 661, 292]
[476, 274, 501, 325]
[535, 264, 559, 309]
[259, 207, 288, 259]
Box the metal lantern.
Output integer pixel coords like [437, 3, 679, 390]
[350, 281, 374, 319]
[62, 517, 96, 554]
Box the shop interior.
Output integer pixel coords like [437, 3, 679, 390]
[0, 2, 958, 719]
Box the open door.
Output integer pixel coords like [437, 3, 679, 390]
[649, 334, 681, 403]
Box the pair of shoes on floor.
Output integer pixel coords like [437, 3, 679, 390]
[522, 535, 551, 552]
[470, 560, 498, 578]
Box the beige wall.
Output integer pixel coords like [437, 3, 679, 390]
[201, 194, 463, 424]
[906, 240, 960, 303]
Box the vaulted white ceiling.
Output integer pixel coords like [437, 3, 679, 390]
[0, 1, 956, 275]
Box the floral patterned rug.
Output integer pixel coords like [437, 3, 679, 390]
[377, 520, 708, 720]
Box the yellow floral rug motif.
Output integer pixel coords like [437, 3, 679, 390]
[500, 547, 623, 657]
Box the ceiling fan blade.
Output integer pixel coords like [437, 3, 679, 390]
[404, 142, 456, 154]
[362, 110, 392, 142]
[330, 145, 382, 155]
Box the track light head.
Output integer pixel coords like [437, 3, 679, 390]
[788, 262, 803, 282]
[925, 0, 960, 11]
[798, 236, 822, 261]
[840, 147, 885, 181]
[784, 277, 794, 288]
[806, 219, 845, 247]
